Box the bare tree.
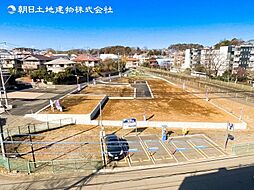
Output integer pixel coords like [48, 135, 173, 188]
[247, 69, 254, 80]
[201, 49, 225, 77]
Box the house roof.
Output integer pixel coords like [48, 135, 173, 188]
[148, 58, 158, 62]
[100, 54, 119, 60]
[44, 58, 76, 65]
[23, 54, 52, 61]
[74, 54, 101, 62]
[126, 57, 139, 62]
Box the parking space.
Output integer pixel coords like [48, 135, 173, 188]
[140, 135, 175, 164]
[188, 135, 225, 158]
[125, 136, 153, 166]
[113, 134, 227, 168]
[170, 135, 227, 161]
[170, 138, 206, 161]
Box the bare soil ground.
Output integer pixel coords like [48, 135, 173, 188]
[7, 124, 168, 161]
[44, 96, 102, 114]
[8, 124, 247, 161]
[101, 78, 239, 122]
[80, 84, 134, 97]
[183, 85, 254, 152]
[27, 75, 253, 161]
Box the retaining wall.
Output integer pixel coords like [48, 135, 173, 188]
[90, 120, 247, 130]
[26, 95, 109, 124]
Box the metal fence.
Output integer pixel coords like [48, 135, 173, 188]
[2, 118, 75, 139]
[232, 143, 254, 156]
[0, 155, 102, 174]
[142, 67, 254, 92]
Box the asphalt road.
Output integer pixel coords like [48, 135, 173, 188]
[133, 81, 152, 98]
[5, 85, 79, 116]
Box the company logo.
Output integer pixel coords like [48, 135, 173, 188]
[7, 5, 16, 14]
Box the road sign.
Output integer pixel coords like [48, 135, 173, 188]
[122, 118, 137, 129]
[227, 123, 234, 132]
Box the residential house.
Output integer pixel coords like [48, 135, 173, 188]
[0, 49, 22, 71]
[44, 52, 70, 60]
[100, 54, 119, 61]
[156, 58, 173, 69]
[70, 54, 78, 60]
[22, 54, 52, 71]
[147, 57, 159, 67]
[74, 54, 101, 67]
[13, 48, 34, 59]
[125, 57, 140, 69]
[44, 58, 76, 73]
[133, 54, 149, 65]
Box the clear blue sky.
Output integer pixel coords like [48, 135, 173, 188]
[0, 0, 254, 50]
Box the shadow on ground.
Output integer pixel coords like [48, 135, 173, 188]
[179, 165, 254, 190]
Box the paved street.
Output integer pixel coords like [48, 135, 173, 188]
[0, 84, 81, 131]
[133, 81, 152, 98]
[6, 85, 78, 116]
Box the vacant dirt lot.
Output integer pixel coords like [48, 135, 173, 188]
[80, 84, 134, 97]
[8, 124, 168, 161]
[8, 123, 252, 161]
[44, 95, 103, 114]
[101, 78, 239, 122]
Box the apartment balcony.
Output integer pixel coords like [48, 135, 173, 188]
[234, 51, 240, 56]
[234, 57, 240, 62]
[249, 57, 254, 62]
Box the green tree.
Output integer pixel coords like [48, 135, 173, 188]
[193, 64, 206, 73]
[30, 68, 48, 80]
[214, 38, 245, 49]
[168, 44, 204, 51]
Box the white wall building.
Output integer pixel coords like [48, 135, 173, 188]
[125, 58, 139, 69]
[183, 49, 201, 69]
[44, 58, 76, 73]
[100, 54, 119, 61]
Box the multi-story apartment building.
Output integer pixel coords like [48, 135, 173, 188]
[200, 46, 234, 76]
[183, 49, 201, 69]
[233, 44, 254, 70]
[172, 51, 185, 69]
[183, 45, 254, 76]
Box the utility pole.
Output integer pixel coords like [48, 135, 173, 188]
[117, 53, 121, 77]
[0, 116, 6, 160]
[87, 67, 89, 84]
[0, 61, 10, 110]
[28, 125, 36, 167]
[99, 102, 106, 166]
[99, 102, 103, 130]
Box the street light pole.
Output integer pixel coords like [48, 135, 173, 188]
[87, 67, 89, 84]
